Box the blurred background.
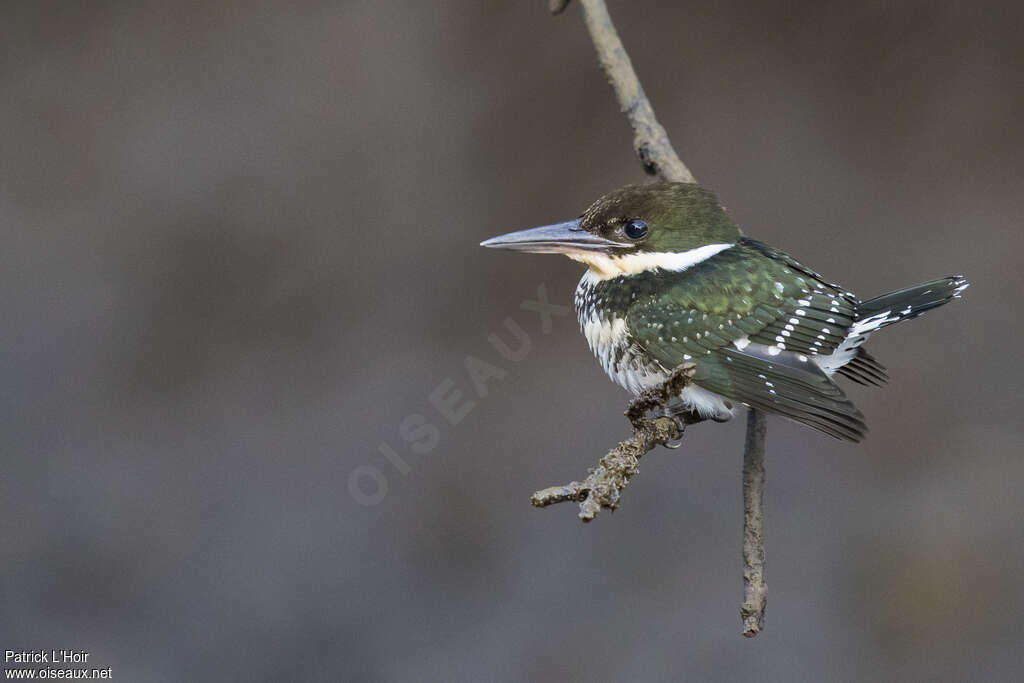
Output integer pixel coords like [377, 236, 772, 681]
[1, 1, 1021, 680]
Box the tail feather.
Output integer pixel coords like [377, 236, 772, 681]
[827, 275, 966, 387]
[859, 275, 969, 323]
[836, 348, 889, 387]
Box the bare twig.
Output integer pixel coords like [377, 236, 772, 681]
[741, 408, 768, 636]
[574, 0, 695, 182]
[539, 0, 770, 637]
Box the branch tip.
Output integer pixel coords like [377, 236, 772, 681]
[548, 0, 572, 15]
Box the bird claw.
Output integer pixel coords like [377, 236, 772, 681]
[659, 409, 702, 449]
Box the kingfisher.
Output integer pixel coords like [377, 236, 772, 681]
[481, 182, 968, 441]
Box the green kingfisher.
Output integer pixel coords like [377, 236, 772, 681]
[481, 182, 968, 441]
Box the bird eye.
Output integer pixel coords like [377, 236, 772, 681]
[624, 219, 648, 240]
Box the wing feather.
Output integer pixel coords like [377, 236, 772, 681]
[626, 241, 869, 441]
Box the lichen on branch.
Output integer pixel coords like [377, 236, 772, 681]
[530, 364, 695, 521]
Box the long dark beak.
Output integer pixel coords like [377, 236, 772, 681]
[480, 219, 629, 254]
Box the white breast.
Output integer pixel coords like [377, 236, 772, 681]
[579, 308, 669, 394]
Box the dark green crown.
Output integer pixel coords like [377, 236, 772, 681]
[580, 182, 741, 253]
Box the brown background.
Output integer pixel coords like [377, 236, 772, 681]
[1, 1, 1022, 680]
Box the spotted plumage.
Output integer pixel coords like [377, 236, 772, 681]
[483, 182, 968, 441]
[575, 237, 966, 440]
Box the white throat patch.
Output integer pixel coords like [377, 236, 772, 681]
[569, 243, 735, 280]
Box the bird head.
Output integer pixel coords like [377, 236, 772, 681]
[481, 182, 741, 279]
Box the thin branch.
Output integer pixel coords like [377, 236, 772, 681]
[741, 408, 768, 636]
[576, 0, 695, 182]
[540, 0, 769, 637]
